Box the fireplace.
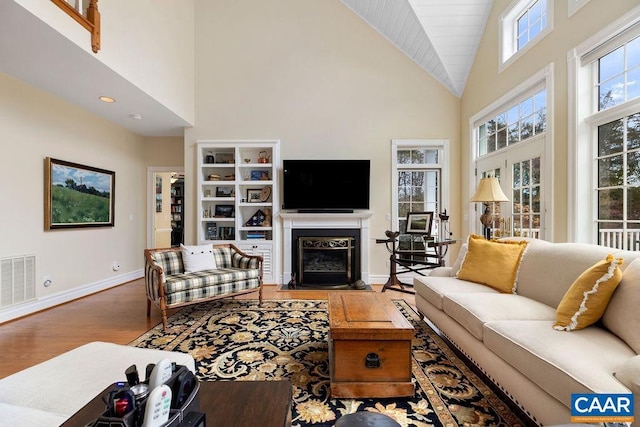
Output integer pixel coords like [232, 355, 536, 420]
[279, 211, 372, 286]
[291, 229, 360, 288]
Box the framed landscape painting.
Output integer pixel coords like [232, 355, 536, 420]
[406, 211, 434, 235]
[44, 157, 115, 230]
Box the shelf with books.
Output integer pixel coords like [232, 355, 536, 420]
[196, 140, 280, 283]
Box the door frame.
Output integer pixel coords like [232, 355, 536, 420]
[467, 64, 554, 240]
[147, 166, 184, 249]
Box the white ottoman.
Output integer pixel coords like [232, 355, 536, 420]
[0, 341, 195, 426]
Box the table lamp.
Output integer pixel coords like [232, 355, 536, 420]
[470, 177, 509, 239]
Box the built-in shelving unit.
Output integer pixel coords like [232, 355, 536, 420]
[196, 140, 280, 282]
[170, 179, 184, 246]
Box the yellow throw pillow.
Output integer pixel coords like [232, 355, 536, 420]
[456, 234, 528, 293]
[554, 255, 623, 331]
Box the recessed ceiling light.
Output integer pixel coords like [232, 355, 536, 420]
[99, 96, 116, 103]
[129, 114, 142, 120]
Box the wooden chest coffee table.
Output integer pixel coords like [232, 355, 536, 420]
[328, 292, 414, 398]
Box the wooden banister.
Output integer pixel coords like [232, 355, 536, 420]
[51, 0, 101, 53]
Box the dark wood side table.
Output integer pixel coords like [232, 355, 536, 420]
[62, 380, 293, 427]
[376, 235, 457, 294]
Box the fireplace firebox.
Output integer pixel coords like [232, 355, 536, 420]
[291, 229, 360, 289]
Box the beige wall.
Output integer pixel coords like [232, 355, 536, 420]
[14, 0, 196, 124]
[461, 0, 638, 241]
[0, 71, 179, 318]
[143, 138, 184, 167]
[184, 0, 461, 283]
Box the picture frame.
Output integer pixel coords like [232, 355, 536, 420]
[44, 157, 115, 230]
[246, 188, 263, 203]
[250, 170, 269, 181]
[216, 186, 234, 198]
[406, 211, 434, 235]
[214, 204, 234, 218]
[206, 222, 217, 240]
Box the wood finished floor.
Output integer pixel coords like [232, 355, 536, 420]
[0, 279, 415, 378]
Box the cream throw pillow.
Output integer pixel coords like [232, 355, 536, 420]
[450, 243, 468, 277]
[456, 234, 528, 293]
[180, 244, 217, 273]
[553, 254, 623, 331]
[603, 258, 640, 353]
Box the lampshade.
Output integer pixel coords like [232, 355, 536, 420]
[470, 177, 509, 202]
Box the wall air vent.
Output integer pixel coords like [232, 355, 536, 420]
[0, 255, 36, 308]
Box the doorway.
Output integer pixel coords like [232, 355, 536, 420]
[474, 139, 545, 240]
[147, 167, 185, 249]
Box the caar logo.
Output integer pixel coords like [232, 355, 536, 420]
[571, 393, 634, 423]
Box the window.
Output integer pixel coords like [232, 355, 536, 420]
[476, 89, 546, 156]
[598, 36, 640, 111]
[569, 8, 640, 249]
[517, 0, 547, 51]
[500, 0, 553, 70]
[391, 140, 449, 236]
[471, 65, 552, 240]
[596, 114, 640, 249]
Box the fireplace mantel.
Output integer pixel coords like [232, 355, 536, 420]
[279, 211, 373, 285]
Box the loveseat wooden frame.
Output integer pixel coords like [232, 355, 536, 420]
[144, 244, 263, 329]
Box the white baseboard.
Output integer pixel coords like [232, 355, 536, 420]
[0, 269, 143, 324]
[368, 272, 427, 285]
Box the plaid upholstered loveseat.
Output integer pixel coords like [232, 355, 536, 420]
[144, 244, 263, 328]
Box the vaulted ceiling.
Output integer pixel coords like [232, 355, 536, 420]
[342, 0, 494, 97]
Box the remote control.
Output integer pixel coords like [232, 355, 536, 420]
[148, 358, 173, 390]
[142, 384, 172, 427]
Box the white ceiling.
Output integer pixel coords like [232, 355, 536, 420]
[341, 0, 494, 97]
[0, 1, 492, 137]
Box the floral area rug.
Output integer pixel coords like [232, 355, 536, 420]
[130, 299, 534, 427]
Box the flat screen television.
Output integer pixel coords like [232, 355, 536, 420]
[282, 159, 370, 212]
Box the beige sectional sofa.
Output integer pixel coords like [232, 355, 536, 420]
[414, 237, 640, 426]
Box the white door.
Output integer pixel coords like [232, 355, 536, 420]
[475, 140, 546, 239]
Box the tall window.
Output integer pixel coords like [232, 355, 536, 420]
[500, 0, 553, 70]
[471, 65, 552, 240]
[596, 114, 640, 248]
[392, 140, 449, 235]
[569, 9, 640, 249]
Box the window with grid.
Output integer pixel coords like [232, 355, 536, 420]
[472, 66, 551, 240]
[596, 114, 640, 249]
[500, 0, 552, 69]
[517, 0, 547, 51]
[570, 11, 640, 249]
[598, 36, 640, 111]
[391, 141, 448, 237]
[476, 89, 546, 156]
[513, 157, 541, 235]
